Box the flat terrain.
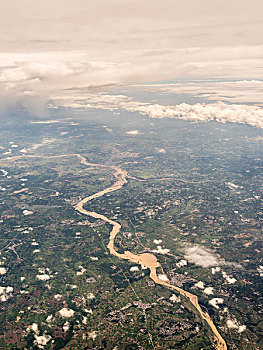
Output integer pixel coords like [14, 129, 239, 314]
[0, 113, 262, 349]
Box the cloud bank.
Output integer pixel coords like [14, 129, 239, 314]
[0, 0, 263, 116]
[55, 93, 263, 129]
[139, 80, 263, 106]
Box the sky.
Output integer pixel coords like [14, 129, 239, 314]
[0, 0, 263, 125]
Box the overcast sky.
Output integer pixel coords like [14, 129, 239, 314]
[0, 0, 262, 116]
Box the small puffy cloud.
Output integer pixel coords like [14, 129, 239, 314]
[158, 274, 169, 282]
[211, 267, 221, 275]
[27, 322, 51, 348]
[176, 259, 187, 268]
[54, 294, 62, 300]
[89, 331, 97, 340]
[87, 292, 95, 299]
[23, 210, 34, 216]
[0, 267, 7, 275]
[222, 271, 237, 284]
[0, 286, 13, 302]
[126, 130, 140, 135]
[226, 319, 247, 333]
[63, 322, 70, 332]
[227, 319, 238, 329]
[90, 256, 98, 261]
[170, 294, 181, 303]
[59, 308, 75, 318]
[238, 325, 247, 333]
[195, 281, 205, 289]
[46, 315, 53, 323]
[257, 265, 263, 277]
[209, 297, 224, 309]
[26, 323, 39, 334]
[36, 274, 50, 281]
[203, 287, 214, 295]
[130, 266, 139, 272]
[152, 246, 170, 255]
[34, 335, 51, 348]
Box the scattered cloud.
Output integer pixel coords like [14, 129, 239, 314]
[226, 319, 247, 333]
[222, 271, 237, 284]
[170, 294, 181, 303]
[0, 286, 13, 302]
[152, 246, 170, 255]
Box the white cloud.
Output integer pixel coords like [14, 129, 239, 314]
[185, 246, 222, 268]
[140, 80, 263, 105]
[0, 267, 7, 275]
[89, 331, 97, 340]
[176, 259, 188, 268]
[170, 294, 181, 303]
[130, 266, 139, 272]
[257, 265, 263, 277]
[23, 210, 34, 216]
[57, 93, 263, 129]
[222, 271, 237, 284]
[0, 286, 13, 302]
[209, 297, 223, 309]
[126, 130, 140, 135]
[132, 102, 263, 129]
[152, 246, 170, 255]
[153, 239, 162, 244]
[195, 281, 205, 289]
[58, 308, 75, 318]
[158, 274, 169, 282]
[0, 1, 263, 116]
[226, 319, 246, 333]
[36, 274, 50, 281]
[203, 287, 214, 295]
[211, 267, 221, 275]
[87, 292, 95, 299]
[34, 335, 51, 348]
[238, 325, 247, 333]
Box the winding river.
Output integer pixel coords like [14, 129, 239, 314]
[2, 154, 227, 350]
